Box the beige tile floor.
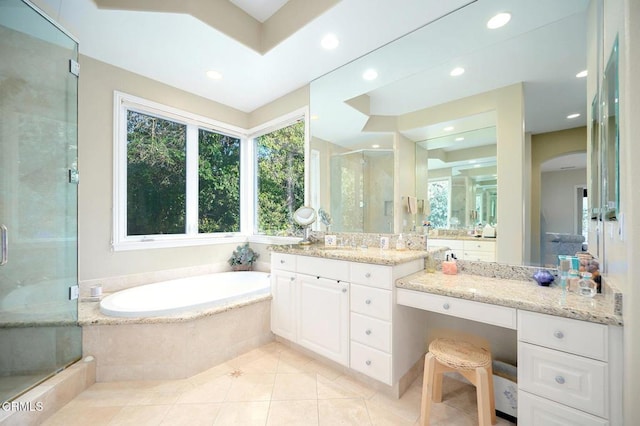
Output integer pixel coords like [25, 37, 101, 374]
[43, 342, 516, 425]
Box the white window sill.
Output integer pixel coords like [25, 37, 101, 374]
[111, 234, 302, 251]
[112, 235, 248, 251]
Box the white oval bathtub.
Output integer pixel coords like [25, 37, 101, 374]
[99, 271, 270, 318]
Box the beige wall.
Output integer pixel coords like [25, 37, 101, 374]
[586, 0, 639, 422]
[603, 1, 639, 422]
[78, 56, 307, 281]
[395, 132, 416, 233]
[529, 127, 587, 265]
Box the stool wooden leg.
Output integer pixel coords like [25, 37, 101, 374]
[487, 363, 496, 424]
[432, 362, 444, 403]
[475, 366, 495, 426]
[420, 353, 437, 426]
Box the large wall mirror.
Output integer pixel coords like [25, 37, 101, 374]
[602, 38, 619, 221]
[310, 0, 591, 266]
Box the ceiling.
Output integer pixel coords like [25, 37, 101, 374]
[32, 0, 472, 112]
[229, 0, 289, 23]
[29, 0, 589, 172]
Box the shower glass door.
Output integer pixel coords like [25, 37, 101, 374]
[0, 0, 80, 402]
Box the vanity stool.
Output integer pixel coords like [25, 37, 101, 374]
[420, 338, 496, 426]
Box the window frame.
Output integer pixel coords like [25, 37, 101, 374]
[112, 91, 248, 251]
[246, 107, 310, 245]
[112, 92, 308, 250]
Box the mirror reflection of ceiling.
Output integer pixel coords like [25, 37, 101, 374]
[415, 111, 497, 179]
[311, 0, 589, 149]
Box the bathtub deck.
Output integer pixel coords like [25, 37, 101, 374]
[78, 293, 271, 326]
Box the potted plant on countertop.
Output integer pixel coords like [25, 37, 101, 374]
[228, 243, 259, 271]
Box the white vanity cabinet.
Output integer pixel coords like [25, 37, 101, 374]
[271, 253, 350, 366]
[517, 310, 623, 425]
[270, 253, 297, 342]
[428, 239, 463, 259]
[270, 250, 427, 390]
[462, 239, 496, 261]
[349, 263, 394, 384]
[297, 273, 350, 366]
[428, 238, 496, 261]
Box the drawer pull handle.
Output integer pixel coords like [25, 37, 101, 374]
[342, 287, 347, 293]
[365, 299, 372, 305]
[290, 277, 295, 282]
[365, 329, 372, 335]
[443, 303, 450, 310]
[555, 376, 565, 385]
[365, 272, 371, 278]
[553, 331, 564, 339]
[365, 360, 372, 366]
[280, 259, 285, 264]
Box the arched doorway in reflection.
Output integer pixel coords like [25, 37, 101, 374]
[539, 152, 588, 267]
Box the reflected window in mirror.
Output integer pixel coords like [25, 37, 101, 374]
[416, 124, 497, 233]
[427, 179, 449, 228]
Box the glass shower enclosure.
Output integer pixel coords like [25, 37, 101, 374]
[0, 0, 81, 402]
[330, 149, 394, 233]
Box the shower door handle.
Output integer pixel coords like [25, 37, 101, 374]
[1, 224, 7, 266]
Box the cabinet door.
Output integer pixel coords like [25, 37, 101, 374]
[519, 391, 608, 426]
[270, 270, 297, 341]
[298, 274, 350, 366]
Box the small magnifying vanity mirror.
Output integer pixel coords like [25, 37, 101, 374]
[293, 206, 317, 245]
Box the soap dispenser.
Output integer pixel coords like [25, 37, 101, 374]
[442, 253, 458, 275]
[395, 233, 406, 251]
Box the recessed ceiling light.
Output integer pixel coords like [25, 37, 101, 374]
[443, 126, 454, 132]
[321, 33, 339, 50]
[576, 70, 588, 78]
[362, 69, 378, 81]
[206, 70, 223, 80]
[450, 67, 465, 77]
[487, 12, 511, 29]
[372, 144, 380, 148]
[567, 113, 581, 119]
[455, 137, 465, 141]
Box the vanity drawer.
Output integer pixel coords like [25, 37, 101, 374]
[350, 312, 391, 353]
[518, 310, 608, 360]
[462, 250, 495, 262]
[271, 253, 296, 272]
[519, 391, 608, 426]
[350, 262, 392, 289]
[519, 342, 607, 418]
[396, 289, 517, 329]
[463, 240, 495, 252]
[350, 284, 392, 321]
[350, 341, 392, 385]
[428, 239, 464, 250]
[296, 256, 349, 281]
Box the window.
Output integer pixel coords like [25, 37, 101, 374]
[428, 179, 450, 228]
[114, 92, 245, 249]
[126, 111, 187, 236]
[114, 93, 308, 249]
[254, 119, 305, 236]
[198, 129, 241, 233]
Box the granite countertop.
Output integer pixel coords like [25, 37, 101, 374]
[428, 235, 497, 241]
[269, 244, 432, 266]
[396, 271, 623, 326]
